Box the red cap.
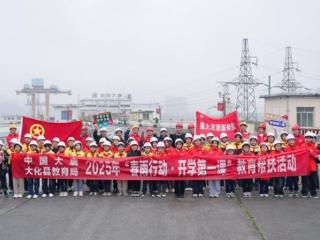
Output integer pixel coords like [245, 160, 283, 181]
[146, 127, 153, 132]
[176, 122, 183, 128]
[291, 123, 301, 130]
[188, 123, 194, 129]
[258, 123, 266, 129]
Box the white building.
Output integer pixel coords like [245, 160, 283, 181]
[260, 93, 320, 131]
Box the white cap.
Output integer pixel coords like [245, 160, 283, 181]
[24, 133, 32, 139]
[112, 136, 120, 141]
[73, 140, 82, 146]
[89, 142, 98, 147]
[57, 141, 66, 148]
[220, 133, 228, 139]
[85, 137, 93, 142]
[52, 137, 60, 143]
[267, 132, 275, 137]
[29, 140, 38, 146]
[286, 134, 295, 141]
[14, 142, 22, 147]
[212, 137, 220, 143]
[164, 137, 172, 142]
[44, 140, 52, 146]
[175, 138, 184, 145]
[102, 141, 111, 147]
[249, 136, 258, 141]
[99, 127, 107, 132]
[150, 137, 158, 143]
[67, 137, 75, 142]
[130, 140, 138, 146]
[160, 128, 168, 133]
[273, 140, 282, 146]
[117, 142, 125, 147]
[143, 142, 152, 148]
[193, 135, 201, 142]
[37, 135, 45, 141]
[99, 138, 107, 143]
[226, 144, 236, 151]
[304, 131, 314, 138]
[185, 133, 193, 139]
[206, 132, 214, 138]
[0, 140, 3, 146]
[157, 142, 165, 148]
[114, 128, 123, 133]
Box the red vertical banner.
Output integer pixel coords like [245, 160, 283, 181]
[195, 111, 240, 139]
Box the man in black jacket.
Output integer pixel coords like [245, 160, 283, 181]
[170, 122, 185, 147]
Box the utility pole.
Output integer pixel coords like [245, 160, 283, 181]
[268, 75, 271, 96]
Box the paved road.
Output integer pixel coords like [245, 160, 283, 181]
[0, 191, 319, 240]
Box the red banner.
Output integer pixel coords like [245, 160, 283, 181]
[12, 149, 309, 180]
[20, 116, 82, 142]
[195, 111, 240, 139]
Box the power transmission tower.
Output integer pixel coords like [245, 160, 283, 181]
[234, 38, 262, 122]
[280, 46, 299, 93]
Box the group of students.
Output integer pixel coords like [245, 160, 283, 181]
[0, 121, 319, 199]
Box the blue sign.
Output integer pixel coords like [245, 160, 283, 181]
[268, 120, 286, 128]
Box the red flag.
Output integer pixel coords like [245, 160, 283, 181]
[20, 116, 82, 142]
[195, 111, 240, 139]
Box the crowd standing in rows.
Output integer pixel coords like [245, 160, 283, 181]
[0, 121, 319, 199]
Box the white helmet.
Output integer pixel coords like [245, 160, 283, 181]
[193, 135, 201, 142]
[220, 133, 228, 139]
[52, 137, 60, 143]
[226, 144, 236, 151]
[89, 142, 98, 147]
[160, 128, 168, 133]
[267, 132, 275, 138]
[249, 136, 258, 141]
[114, 128, 123, 133]
[286, 134, 295, 141]
[206, 132, 214, 138]
[164, 137, 172, 142]
[85, 137, 93, 142]
[0, 140, 3, 146]
[24, 133, 32, 139]
[117, 142, 125, 147]
[112, 136, 120, 141]
[150, 137, 158, 143]
[99, 138, 107, 144]
[143, 142, 152, 148]
[200, 134, 206, 140]
[304, 131, 313, 138]
[211, 137, 220, 143]
[57, 141, 66, 148]
[157, 142, 165, 148]
[37, 135, 45, 141]
[99, 127, 107, 133]
[273, 140, 282, 147]
[175, 138, 184, 145]
[73, 140, 82, 146]
[10, 138, 18, 144]
[185, 133, 193, 139]
[67, 137, 75, 142]
[102, 141, 111, 147]
[130, 140, 138, 146]
[44, 140, 52, 146]
[29, 140, 38, 146]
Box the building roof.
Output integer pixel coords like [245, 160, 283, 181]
[260, 93, 320, 99]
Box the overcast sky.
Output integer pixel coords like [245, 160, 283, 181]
[0, 0, 319, 118]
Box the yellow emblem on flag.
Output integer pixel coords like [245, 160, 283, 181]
[29, 124, 45, 138]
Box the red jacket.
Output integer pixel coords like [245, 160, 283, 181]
[6, 133, 19, 147]
[302, 143, 318, 172]
[293, 134, 304, 146]
[144, 135, 153, 143]
[209, 147, 223, 156]
[129, 133, 142, 146]
[284, 144, 300, 152]
[241, 131, 251, 140]
[257, 133, 267, 144]
[173, 148, 187, 157]
[165, 147, 175, 155]
[188, 146, 208, 155]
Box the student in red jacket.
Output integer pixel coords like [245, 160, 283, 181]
[257, 123, 267, 144]
[155, 142, 168, 197]
[239, 142, 255, 197]
[301, 132, 319, 198]
[173, 138, 186, 198]
[291, 123, 304, 146]
[284, 134, 300, 197]
[208, 137, 223, 198]
[189, 135, 207, 198]
[272, 141, 285, 198]
[225, 144, 236, 198]
[259, 142, 270, 197]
